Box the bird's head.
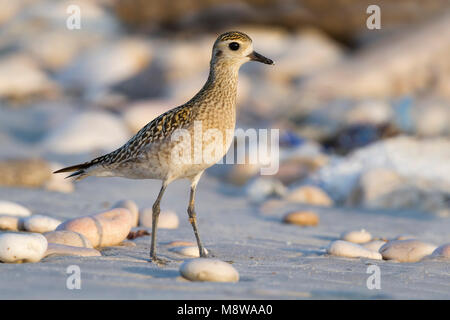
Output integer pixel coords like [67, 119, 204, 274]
[212, 31, 273, 67]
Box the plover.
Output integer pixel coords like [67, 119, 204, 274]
[55, 31, 273, 264]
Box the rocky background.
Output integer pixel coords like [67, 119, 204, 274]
[0, 0, 449, 217]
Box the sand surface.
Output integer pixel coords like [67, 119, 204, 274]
[0, 174, 449, 299]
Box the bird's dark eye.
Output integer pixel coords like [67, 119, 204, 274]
[228, 42, 240, 51]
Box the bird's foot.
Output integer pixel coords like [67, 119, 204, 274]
[200, 249, 215, 258]
[150, 256, 170, 266]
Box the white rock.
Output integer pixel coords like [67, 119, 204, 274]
[340, 229, 372, 244]
[58, 38, 152, 92]
[170, 246, 207, 258]
[44, 162, 75, 193]
[44, 243, 101, 258]
[363, 240, 387, 252]
[380, 240, 438, 262]
[311, 137, 450, 205]
[0, 201, 31, 217]
[0, 232, 48, 263]
[327, 240, 382, 260]
[180, 258, 239, 282]
[0, 54, 57, 99]
[139, 209, 179, 229]
[22, 215, 62, 233]
[44, 230, 93, 248]
[112, 200, 139, 227]
[0, 215, 21, 231]
[43, 111, 130, 154]
[245, 177, 287, 203]
[431, 243, 450, 259]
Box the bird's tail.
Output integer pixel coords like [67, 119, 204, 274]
[53, 162, 92, 180]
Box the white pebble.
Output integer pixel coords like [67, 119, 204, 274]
[0, 232, 48, 263]
[22, 215, 62, 233]
[139, 209, 179, 229]
[380, 240, 438, 262]
[431, 243, 450, 259]
[180, 258, 239, 282]
[362, 240, 387, 252]
[0, 201, 31, 217]
[0, 215, 21, 231]
[327, 240, 382, 260]
[170, 246, 207, 258]
[112, 200, 139, 227]
[340, 229, 372, 243]
[44, 243, 101, 258]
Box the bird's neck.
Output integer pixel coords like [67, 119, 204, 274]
[196, 60, 240, 105]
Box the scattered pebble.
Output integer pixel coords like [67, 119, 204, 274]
[327, 240, 382, 260]
[43, 162, 75, 193]
[379, 240, 437, 262]
[112, 200, 139, 227]
[0, 201, 31, 216]
[431, 243, 450, 259]
[44, 243, 101, 258]
[167, 241, 196, 247]
[340, 229, 372, 244]
[170, 246, 206, 258]
[42, 111, 130, 154]
[283, 211, 319, 226]
[362, 240, 387, 252]
[0, 159, 52, 188]
[0, 232, 48, 263]
[44, 230, 93, 248]
[245, 177, 287, 203]
[285, 185, 333, 207]
[180, 258, 239, 282]
[22, 215, 61, 233]
[56, 208, 133, 247]
[0, 215, 21, 231]
[139, 209, 179, 229]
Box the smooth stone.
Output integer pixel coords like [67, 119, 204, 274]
[0, 215, 21, 231]
[43, 162, 75, 193]
[44, 243, 101, 258]
[167, 241, 196, 247]
[431, 243, 450, 258]
[285, 185, 333, 207]
[44, 230, 93, 248]
[362, 240, 387, 252]
[139, 209, 179, 229]
[283, 211, 319, 226]
[0, 201, 31, 217]
[22, 215, 62, 233]
[245, 177, 287, 203]
[170, 246, 207, 258]
[180, 258, 239, 283]
[112, 200, 139, 227]
[56, 208, 133, 247]
[0, 232, 48, 263]
[43, 111, 130, 154]
[0, 158, 52, 188]
[340, 229, 372, 244]
[380, 240, 438, 262]
[327, 240, 382, 260]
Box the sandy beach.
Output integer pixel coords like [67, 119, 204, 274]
[1, 174, 449, 299]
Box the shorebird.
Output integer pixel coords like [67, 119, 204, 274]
[54, 31, 273, 264]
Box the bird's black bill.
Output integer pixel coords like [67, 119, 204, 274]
[248, 51, 273, 65]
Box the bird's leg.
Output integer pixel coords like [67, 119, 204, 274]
[150, 182, 168, 265]
[188, 173, 208, 258]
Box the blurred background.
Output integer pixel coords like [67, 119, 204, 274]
[0, 0, 449, 216]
